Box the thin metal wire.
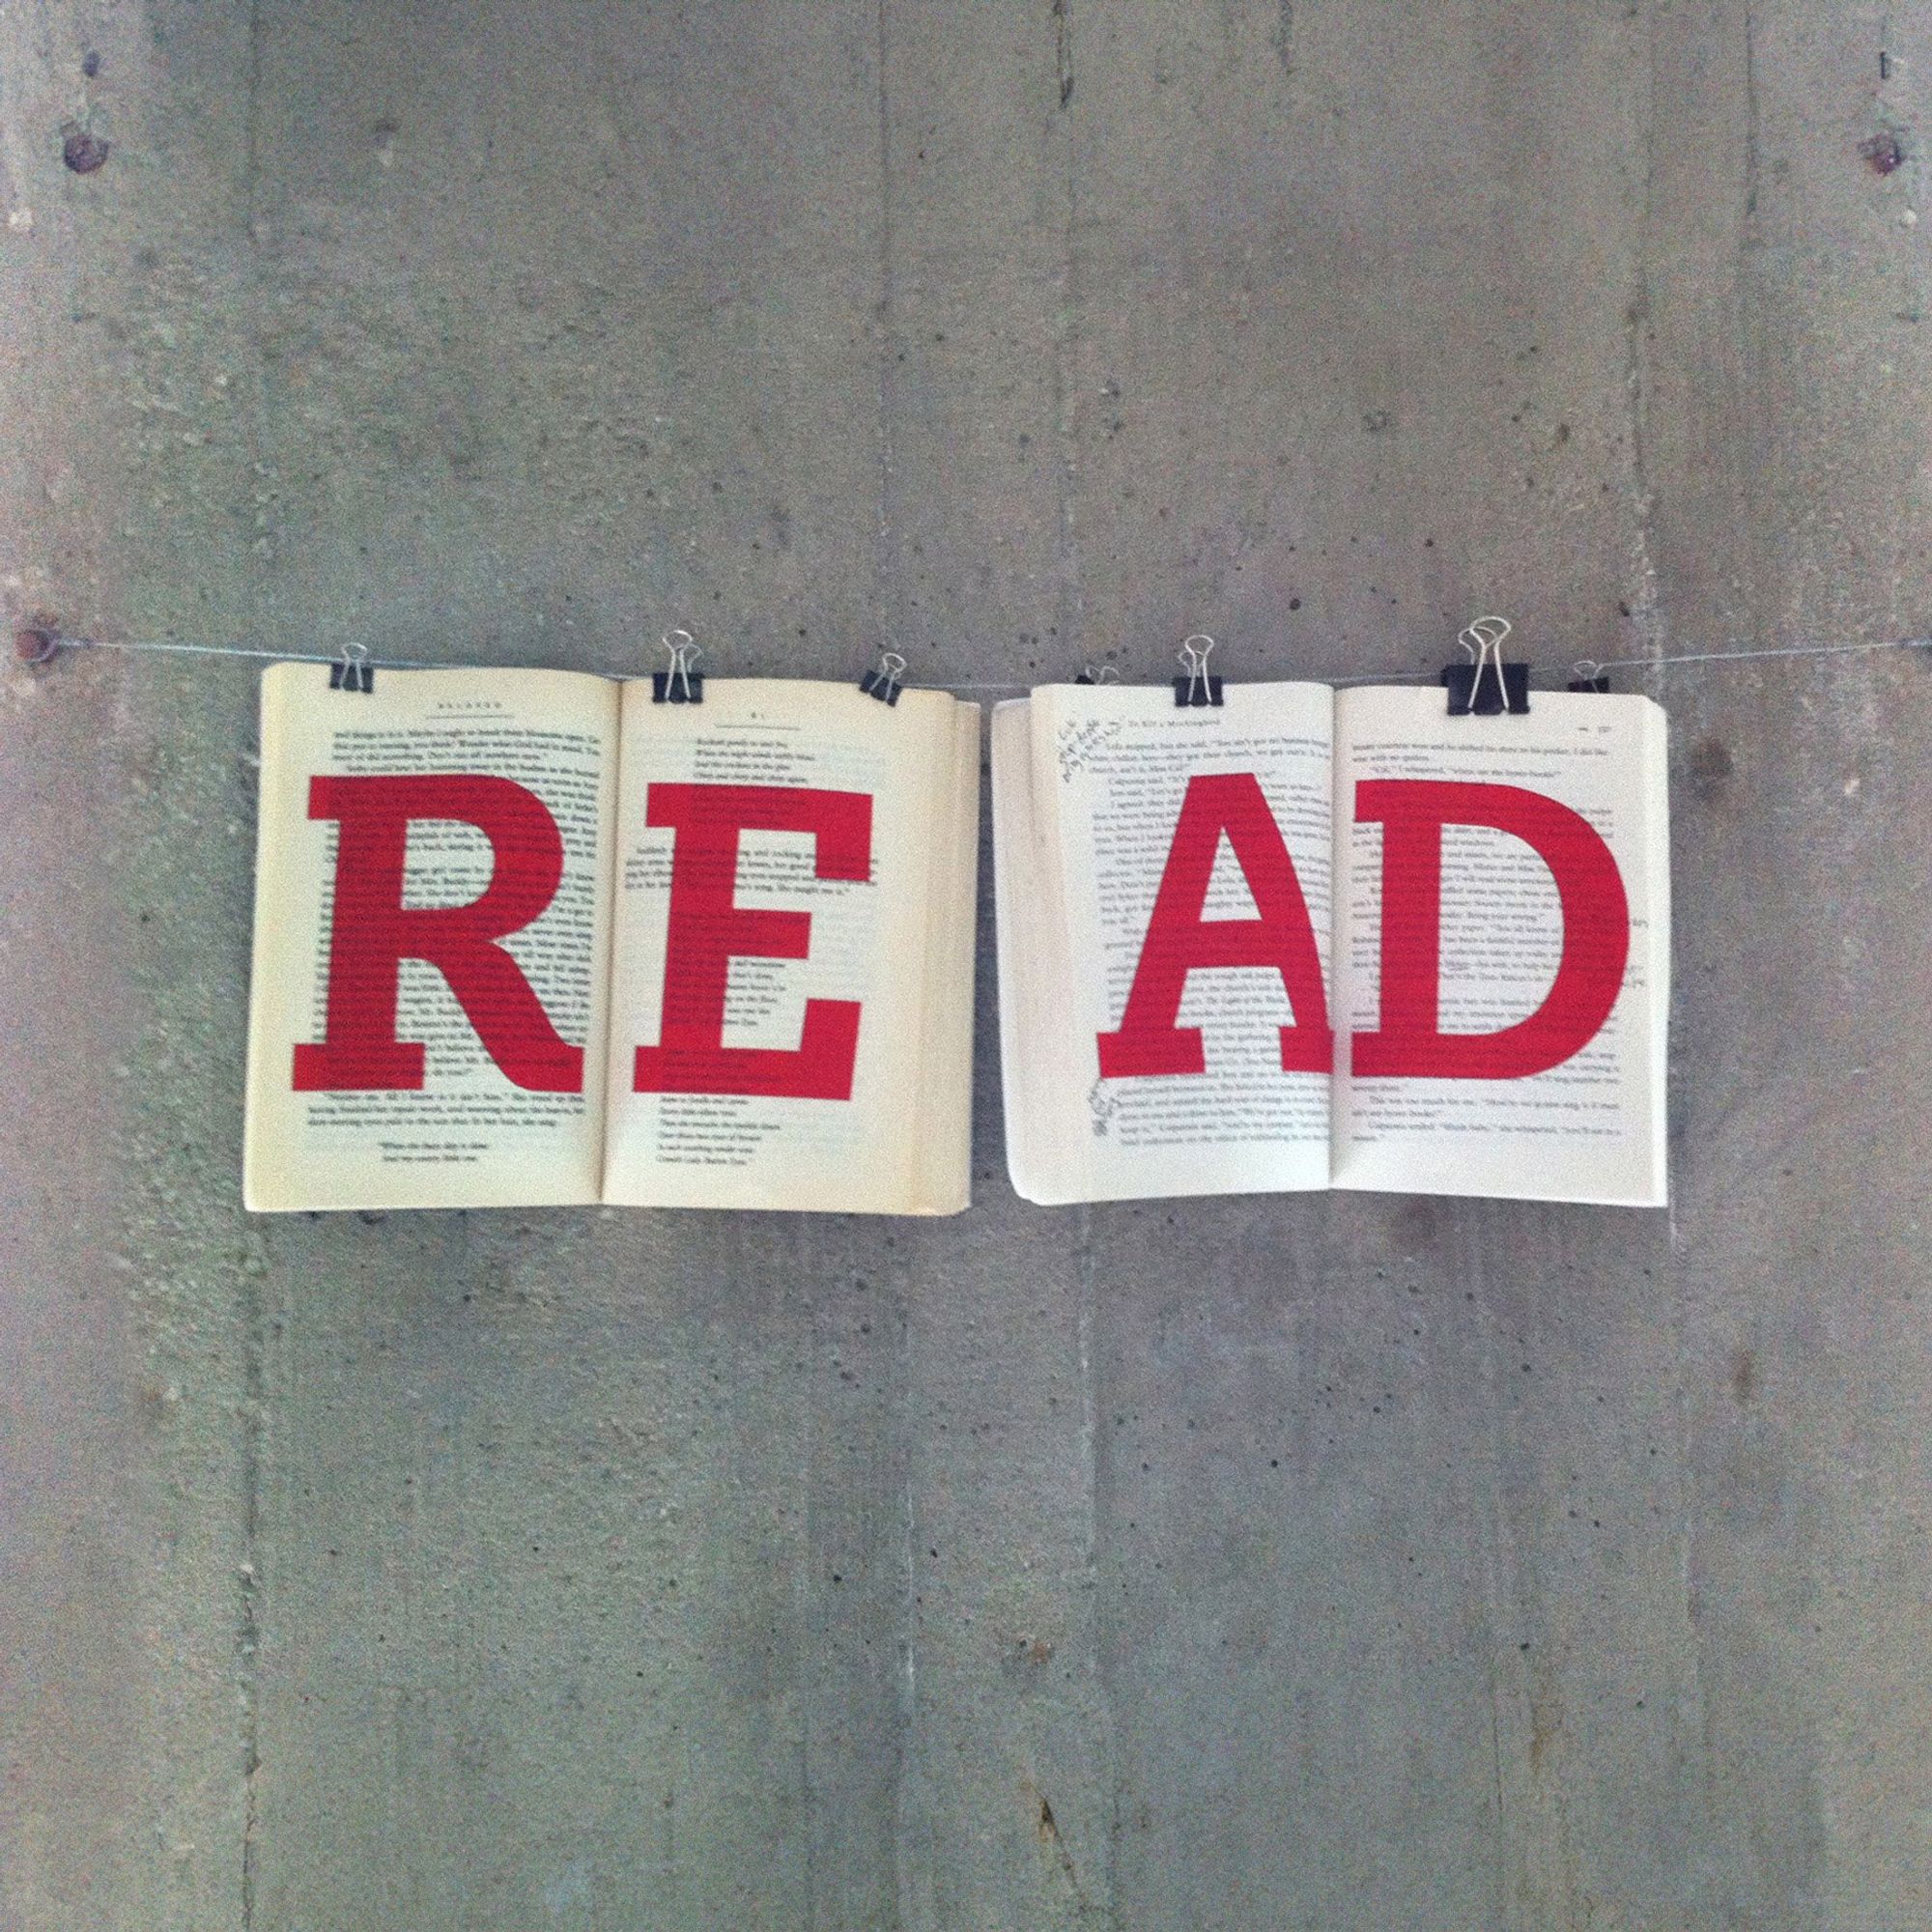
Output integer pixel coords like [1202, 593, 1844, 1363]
[1572, 637, 1931, 678]
[49, 636, 451, 668]
[23, 628, 1932, 692]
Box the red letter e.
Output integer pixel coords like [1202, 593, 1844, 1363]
[633, 782, 872, 1099]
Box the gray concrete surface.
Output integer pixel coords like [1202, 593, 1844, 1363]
[5, 1, 1932, 1926]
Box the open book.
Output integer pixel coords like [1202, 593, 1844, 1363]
[243, 665, 980, 1214]
[992, 680, 1668, 1207]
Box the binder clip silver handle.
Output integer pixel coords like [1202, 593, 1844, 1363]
[1173, 633, 1223, 708]
[1568, 657, 1611, 694]
[1073, 662, 1121, 686]
[652, 628, 704, 704]
[329, 640, 373, 693]
[1444, 614, 1527, 716]
[859, 647, 907, 706]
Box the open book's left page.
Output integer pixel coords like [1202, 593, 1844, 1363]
[243, 665, 619, 1211]
[994, 680, 1337, 1204]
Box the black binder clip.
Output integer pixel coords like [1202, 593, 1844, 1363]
[1173, 634, 1223, 707]
[651, 628, 703, 704]
[329, 641, 374, 694]
[1443, 615, 1528, 716]
[1073, 663, 1120, 686]
[859, 648, 906, 706]
[1567, 658, 1611, 694]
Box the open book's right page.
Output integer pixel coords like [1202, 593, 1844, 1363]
[1330, 685, 1669, 1206]
[600, 678, 979, 1214]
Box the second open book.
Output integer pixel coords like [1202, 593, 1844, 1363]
[992, 679, 1669, 1207]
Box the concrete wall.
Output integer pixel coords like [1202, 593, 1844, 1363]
[6, 2, 1932, 1926]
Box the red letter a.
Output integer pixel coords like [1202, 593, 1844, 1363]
[293, 774, 583, 1093]
[633, 782, 872, 1099]
[1096, 772, 1332, 1078]
[1352, 779, 1630, 1079]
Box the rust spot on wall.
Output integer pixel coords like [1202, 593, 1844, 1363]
[1688, 736, 1733, 803]
[1729, 1347, 1759, 1404]
[61, 124, 110, 174]
[1527, 1678, 1561, 1775]
[1861, 131, 1905, 176]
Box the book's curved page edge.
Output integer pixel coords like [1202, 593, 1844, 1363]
[240, 668, 294, 1212]
[990, 699, 1074, 1206]
[909, 700, 981, 1215]
[1645, 696, 1671, 1209]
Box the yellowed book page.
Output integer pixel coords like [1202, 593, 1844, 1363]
[601, 679, 976, 1213]
[1331, 685, 1669, 1206]
[908, 703, 983, 1213]
[1020, 681, 1336, 1204]
[242, 664, 618, 1211]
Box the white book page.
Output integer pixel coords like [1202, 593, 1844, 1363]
[242, 665, 617, 1211]
[1331, 685, 1669, 1206]
[1013, 681, 1336, 1203]
[991, 698, 1078, 1203]
[601, 679, 976, 1213]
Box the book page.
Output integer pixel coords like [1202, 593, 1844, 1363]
[601, 679, 978, 1213]
[1331, 685, 1669, 1206]
[242, 665, 618, 1211]
[909, 701, 984, 1210]
[990, 698, 1068, 1203]
[998, 682, 1336, 1204]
